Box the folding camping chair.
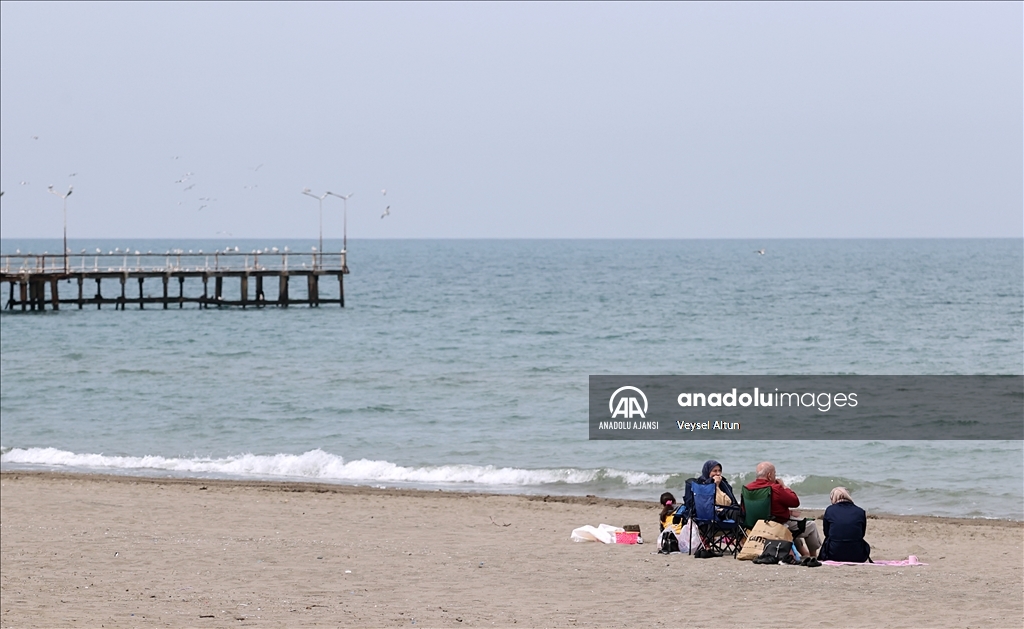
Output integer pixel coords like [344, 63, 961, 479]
[740, 486, 772, 530]
[688, 481, 745, 557]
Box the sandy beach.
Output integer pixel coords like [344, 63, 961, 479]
[1, 472, 1021, 628]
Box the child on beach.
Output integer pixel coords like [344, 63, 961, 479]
[659, 492, 685, 535]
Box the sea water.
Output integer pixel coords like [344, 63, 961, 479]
[1, 239, 1021, 519]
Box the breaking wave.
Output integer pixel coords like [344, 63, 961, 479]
[0, 447, 670, 488]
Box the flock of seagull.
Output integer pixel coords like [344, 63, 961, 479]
[169, 157, 395, 220]
[6, 136, 396, 225]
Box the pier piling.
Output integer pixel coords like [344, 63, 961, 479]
[279, 274, 289, 307]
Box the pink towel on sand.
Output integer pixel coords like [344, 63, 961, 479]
[823, 555, 926, 566]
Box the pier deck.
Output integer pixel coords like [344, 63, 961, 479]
[1, 250, 348, 311]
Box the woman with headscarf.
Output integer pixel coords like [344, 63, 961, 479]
[819, 487, 871, 562]
[683, 459, 740, 520]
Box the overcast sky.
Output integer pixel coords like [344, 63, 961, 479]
[1, 2, 1020, 239]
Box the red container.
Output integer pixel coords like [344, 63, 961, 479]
[615, 531, 639, 544]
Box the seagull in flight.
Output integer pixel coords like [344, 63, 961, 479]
[183, 184, 195, 191]
[250, 163, 263, 171]
[755, 249, 765, 255]
[381, 205, 390, 219]
[198, 204, 207, 212]
[382, 189, 387, 196]
[20, 181, 29, 185]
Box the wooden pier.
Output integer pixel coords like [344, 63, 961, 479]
[1, 250, 348, 311]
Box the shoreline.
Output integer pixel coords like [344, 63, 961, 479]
[3, 469, 1022, 627]
[3, 469, 1022, 526]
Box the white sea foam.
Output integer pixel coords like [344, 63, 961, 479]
[0, 447, 671, 487]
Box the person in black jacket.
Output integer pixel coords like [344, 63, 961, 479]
[819, 487, 871, 563]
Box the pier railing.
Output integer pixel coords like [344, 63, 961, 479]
[1, 250, 347, 275]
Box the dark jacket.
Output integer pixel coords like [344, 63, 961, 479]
[819, 501, 871, 563]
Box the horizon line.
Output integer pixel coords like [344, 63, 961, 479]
[2, 236, 1022, 241]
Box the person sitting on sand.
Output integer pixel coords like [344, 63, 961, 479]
[744, 461, 822, 558]
[684, 459, 741, 521]
[659, 492, 684, 534]
[819, 487, 871, 563]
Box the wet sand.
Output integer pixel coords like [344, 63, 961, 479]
[1, 471, 1021, 628]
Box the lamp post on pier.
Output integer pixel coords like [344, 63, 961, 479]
[325, 191, 353, 254]
[48, 185, 73, 273]
[301, 188, 328, 269]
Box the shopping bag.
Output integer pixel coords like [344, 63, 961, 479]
[737, 519, 793, 561]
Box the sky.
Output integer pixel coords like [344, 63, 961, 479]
[1, 2, 1021, 240]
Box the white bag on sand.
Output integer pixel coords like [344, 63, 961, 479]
[677, 522, 695, 553]
[570, 523, 623, 543]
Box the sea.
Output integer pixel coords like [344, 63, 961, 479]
[1, 238, 1022, 520]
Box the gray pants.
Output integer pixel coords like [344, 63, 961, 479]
[787, 519, 823, 556]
